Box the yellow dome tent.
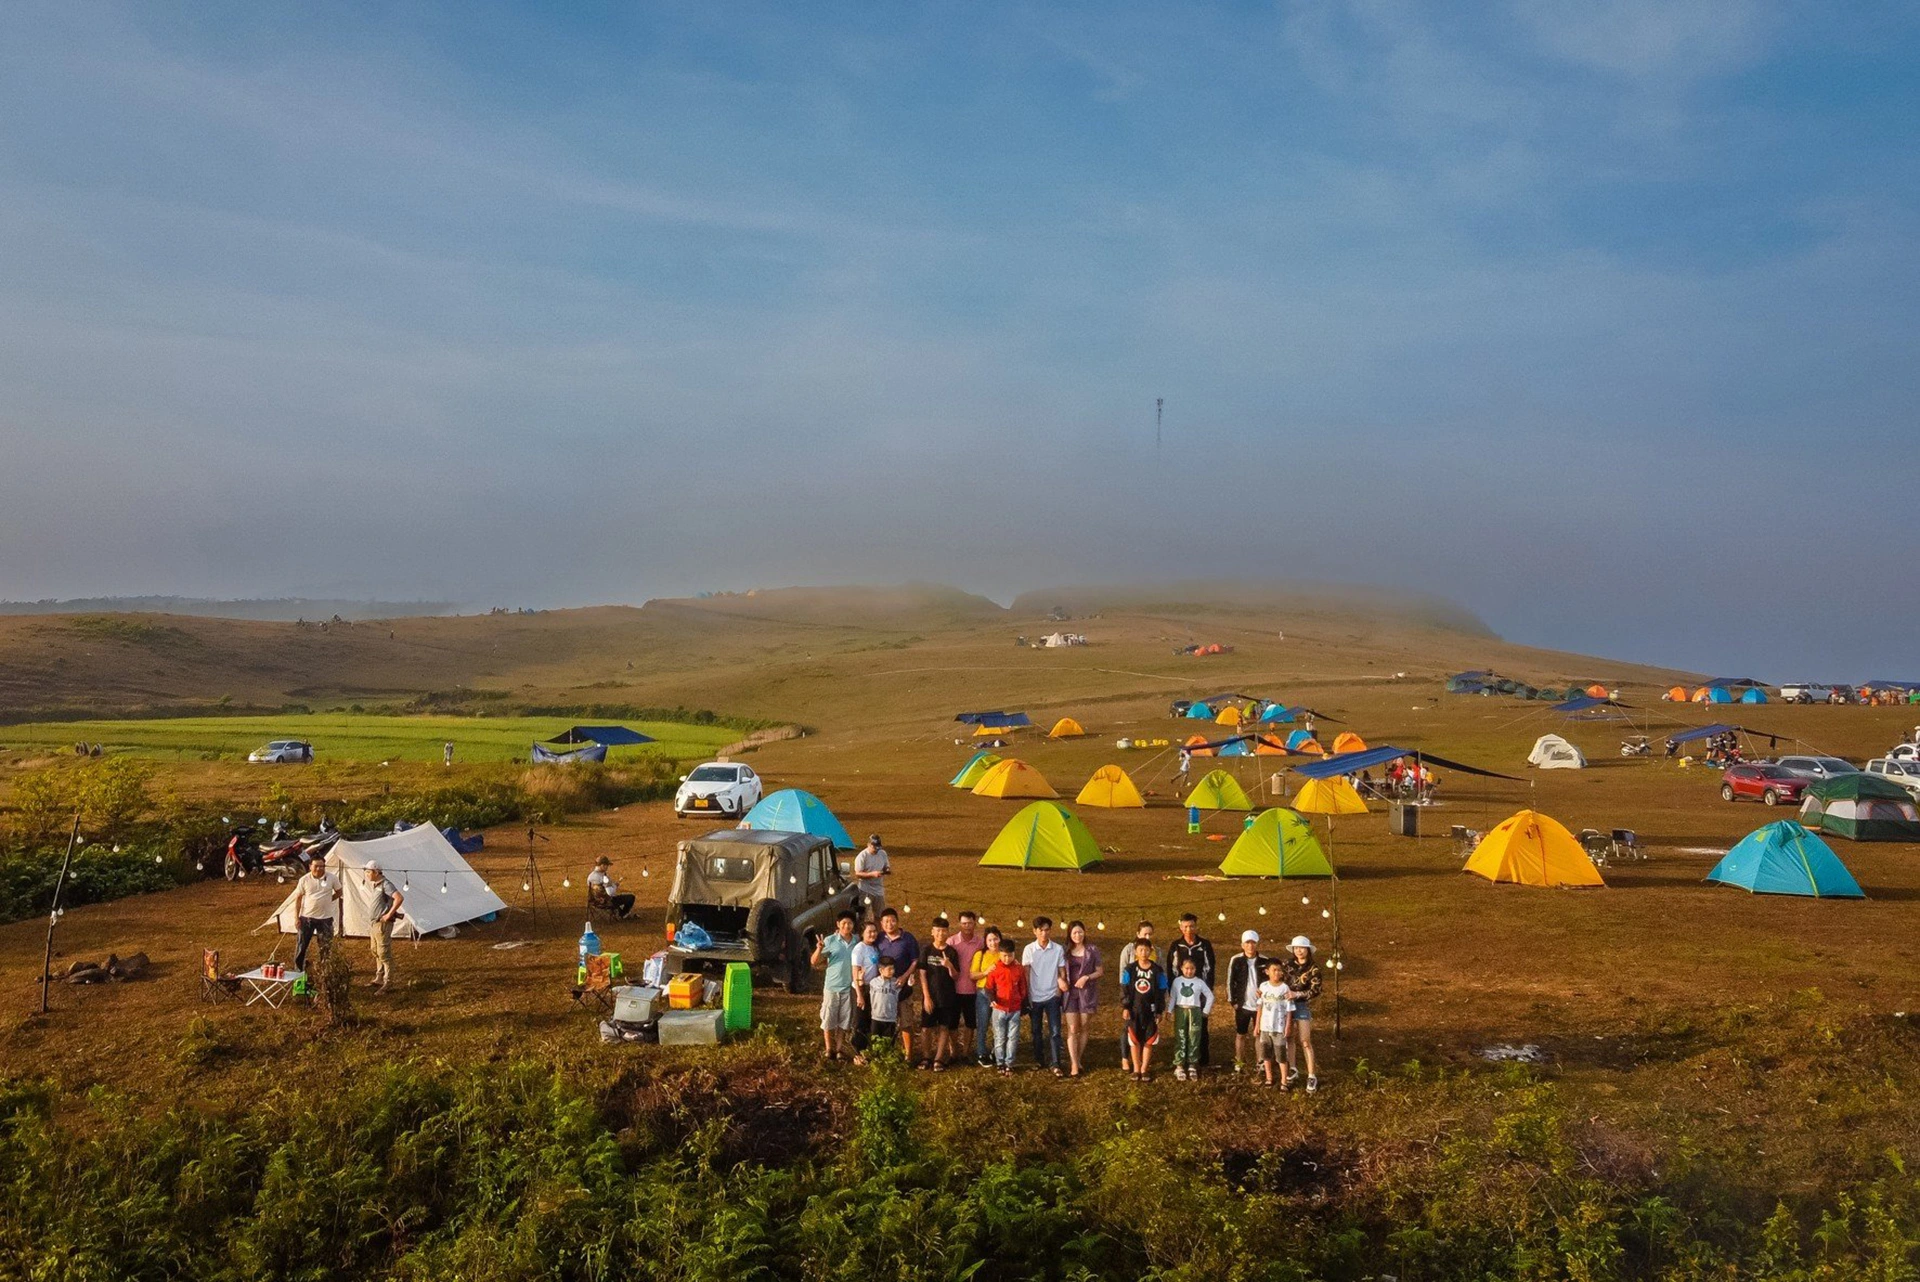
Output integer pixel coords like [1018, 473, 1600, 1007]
[973, 721, 1009, 737]
[1076, 764, 1145, 808]
[949, 751, 1002, 788]
[1330, 732, 1368, 755]
[1184, 769, 1253, 811]
[1215, 705, 1244, 727]
[1463, 809, 1604, 887]
[979, 802, 1103, 871]
[1293, 777, 1368, 816]
[1219, 808, 1333, 878]
[971, 758, 1059, 799]
[1048, 717, 1087, 739]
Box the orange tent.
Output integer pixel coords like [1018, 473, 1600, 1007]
[1691, 686, 1711, 702]
[1664, 686, 1688, 702]
[1183, 734, 1216, 758]
[1585, 684, 1608, 699]
[1254, 735, 1290, 756]
[1330, 732, 1367, 755]
[1293, 737, 1324, 756]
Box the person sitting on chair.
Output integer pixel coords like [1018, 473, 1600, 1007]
[586, 856, 634, 919]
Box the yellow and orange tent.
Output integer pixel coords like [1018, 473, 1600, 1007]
[1690, 686, 1712, 703]
[1048, 717, 1087, 739]
[1330, 732, 1368, 755]
[1215, 705, 1243, 727]
[1664, 685, 1688, 702]
[1585, 683, 1609, 699]
[1253, 735, 1290, 756]
[1463, 810, 1604, 887]
[971, 758, 1059, 799]
[1183, 734, 1216, 758]
[1075, 764, 1145, 808]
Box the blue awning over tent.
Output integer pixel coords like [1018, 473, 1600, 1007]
[1292, 745, 1519, 781]
[1707, 677, 1768, 690]
[1666, 724, 1738, 746]
[955, 710, 1008, 723]
[546, 725, 654, 746]
[976, 712, 1031, 729]
[1552, 695, 1608, 713]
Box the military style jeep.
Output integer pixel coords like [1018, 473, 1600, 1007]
[663, 829, 862, 992]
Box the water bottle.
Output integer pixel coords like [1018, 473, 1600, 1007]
[578, 922, 602, 962]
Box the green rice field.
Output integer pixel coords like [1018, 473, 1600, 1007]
[0, 714, 738, 764]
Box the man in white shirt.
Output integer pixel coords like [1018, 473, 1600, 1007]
[852, 834, 891, 921]
[586, 856, 633, 918]
[1021, 917, 1067, 1074]
[292, 855, 342, 972]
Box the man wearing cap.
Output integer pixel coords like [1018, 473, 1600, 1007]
[364, 860, 404, 991]
[587, 856, 634, 919]
[853, 834, 891, 922]
[1226, 929, 1272, 1074]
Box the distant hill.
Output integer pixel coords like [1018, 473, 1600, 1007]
[1011, 580, 1499, 638]
[642, 583, 1007, 627]
[0, 597, 460, 622]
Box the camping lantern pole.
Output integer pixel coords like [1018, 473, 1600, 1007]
[38, 814, 82, 1016]
[1327, 815, 1342, 1040]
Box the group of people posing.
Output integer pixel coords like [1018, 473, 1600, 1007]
[809, 909, 1324, 1088]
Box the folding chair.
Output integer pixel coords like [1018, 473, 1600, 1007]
[200, 948, 240, 1003]
[1609, 829, 1644, 863]
[1577, 829, 1611, 867]
[586, 883, 620, 926]
[572, 953, 616, 1014]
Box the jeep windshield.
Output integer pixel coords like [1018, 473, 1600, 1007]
[687, 766, 738, 783]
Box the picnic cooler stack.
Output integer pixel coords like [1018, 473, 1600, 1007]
[596, 957, 747, 1047]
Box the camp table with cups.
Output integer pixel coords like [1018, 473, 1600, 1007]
[236, 965, 304, 1008]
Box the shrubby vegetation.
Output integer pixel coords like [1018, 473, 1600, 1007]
[0, 758, 678, 924]
[2, 1038, 1918, 1281]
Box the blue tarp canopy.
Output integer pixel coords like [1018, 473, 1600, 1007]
[1199, 693, 1264, 707]
[1666, 724, 1739, 746]
[546, 725, 654, 746]
[1552, 695, 1609, 713]
[1707, 677, 1768, 690]
[1863, 680, 1920, 692]
[532, 741, 608, 764]
[976, 712, 1031, 729]
[1292, 745, 1519, 781]
[954, 710, 1008, 723]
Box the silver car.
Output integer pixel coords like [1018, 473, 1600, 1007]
[247, 739, 313, 764]
[1772, 754, 1857, 783]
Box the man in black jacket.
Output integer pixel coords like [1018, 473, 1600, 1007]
[1166, 913, 1218, 1069]
[1226, 930, 1272, 1075]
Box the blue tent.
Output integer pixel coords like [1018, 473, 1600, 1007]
[740, 789, 855, 850]
[950, 750, 999, 786]
[1740, 688, 1768, 704]
[1217, 738, 1252, 757]
[547, 725, 655, 747]
[1258, 702, 1296, 723]
[1186, 703, 1215, 719]
[1706, 687, 1734, 704]
[1706, 821, 1863, 899]
[1284, 729, 1316, 750]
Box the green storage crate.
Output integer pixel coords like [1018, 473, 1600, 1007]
[722, 962, 752, 1033]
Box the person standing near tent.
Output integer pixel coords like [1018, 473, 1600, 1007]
[853, 834, 891, 921]
[363, 860, 404, 992]
[1060, 921, 1103, 1079]
[983, 939, 1027, 1075]
[291, 854, 342, 973]
[1169, 956, 1214, 1081]
[1281, 936, 1323, 1092]
[1120, 920, 1162, 1062]
[875, 909, 922, 1065]
[443, 741, 454, 767]
[919, 917, 962, 1071]
[1176, 748, 1193, 786]
[1121, 940, 1168, 1081]
[1227, 931, 1271, 1075]
[1022, 917, 1068, 1075]
[811, 911, 859, 1062]
[1255, 959, 1292, 1088]
[949, 911, 987, 1066]
[587, 856, 634, 919]
[1166, 914, 1217, 1070]
[969, 925, 1004, 1067]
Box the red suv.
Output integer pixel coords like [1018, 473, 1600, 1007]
[1720, 763, 1808, 807]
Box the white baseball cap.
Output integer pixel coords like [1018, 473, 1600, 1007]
[1289, 935, 1313, 951]
[1240, 929, 1260, 943]
[365, 860, 382, 872]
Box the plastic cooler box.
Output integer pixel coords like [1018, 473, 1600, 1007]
[656, 1010, 727, 1045]
[611, 985, 661, 1024]
[665, 973, 704, 1010]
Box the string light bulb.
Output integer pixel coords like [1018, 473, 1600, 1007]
[1258, 906, 1268, 916]
[440, 872, 448, 894]
[1301, 896, 1310, 905]
[522, 881, 532, 893]
[1096, 921, 1106, 931]
[1217, 912, 1226, 921]
[562, 877, 571, 889]
[1016, 918, 1025, 928]
[640, 869, 650, 878]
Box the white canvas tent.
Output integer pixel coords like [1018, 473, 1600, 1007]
[1527, 734, 1586, 770]
[270, 825, 505, 939]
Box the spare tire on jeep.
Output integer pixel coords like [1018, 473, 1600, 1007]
[745, 898, 789, 966]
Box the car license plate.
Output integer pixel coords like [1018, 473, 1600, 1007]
[693, 798, 709, 808]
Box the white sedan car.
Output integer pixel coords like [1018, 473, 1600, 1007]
[1867, 759, 1920, 800]
[248, 740, 313, 764]
[674, 761, 762, 819]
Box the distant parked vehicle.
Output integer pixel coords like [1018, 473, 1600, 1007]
[1720, 763, 1809, 807]
[1865, 759, 1920, 801]
[1888, 744, 1920, 763]
[248, 740, 313, 764]
[1776, 684, 1830, 704]
[1773, 755, 1859, 784]
[673, 761, 763, 819]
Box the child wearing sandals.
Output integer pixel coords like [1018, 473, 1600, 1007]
[1121, 939, 1168, 1081]
[1255, 959, 1293, 1088]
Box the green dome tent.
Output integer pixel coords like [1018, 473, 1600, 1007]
[979, 802, 1103, 871]
[1219, 808, 1333, 878]
[1184, 769, 1253, 811]
[949, 751, 1003, 789]
[1800, 774, 1920, 841]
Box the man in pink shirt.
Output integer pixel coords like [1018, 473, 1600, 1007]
[948, 909, 988, 1066]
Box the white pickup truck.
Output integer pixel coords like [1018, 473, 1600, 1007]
[1866, 758, 1920, 800]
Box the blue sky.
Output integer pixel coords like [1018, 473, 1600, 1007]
[0, 1, 1915, 676]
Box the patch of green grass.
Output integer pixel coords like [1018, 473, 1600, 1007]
[0, 714, 737, 764]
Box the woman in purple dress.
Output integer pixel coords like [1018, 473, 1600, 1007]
[1060, 920, 1105, 1078]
